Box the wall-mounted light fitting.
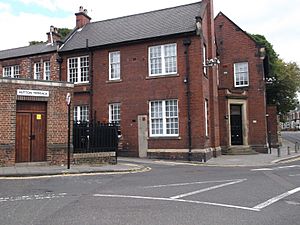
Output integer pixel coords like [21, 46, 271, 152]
[205, 57, 220, 67]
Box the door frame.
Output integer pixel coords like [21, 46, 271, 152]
[230, 104, 243, 145]
[227, 99, 248, 146]
[16, 101, 47, 163]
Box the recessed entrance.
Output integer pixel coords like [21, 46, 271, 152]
[230, 104, 243, 145]
[16, 101, 47, 163]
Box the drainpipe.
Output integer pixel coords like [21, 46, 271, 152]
[183, 38, 192, 161]
[56, 55, 63, 81]
[56, 41, 63, 81]
[86, 39, 94, 122]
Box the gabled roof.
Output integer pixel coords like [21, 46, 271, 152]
[214, 12, 261, 47]
[0, 43, 57, 60]
[60, 1, 205, 52]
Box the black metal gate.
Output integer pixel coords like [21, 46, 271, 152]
[73, 122, 119, 154]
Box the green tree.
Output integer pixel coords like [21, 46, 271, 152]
[57, 28, 72, 40]
[29, 28, 72, 45]
[251, 34, 300, 115]
[29, 40, 45, 46]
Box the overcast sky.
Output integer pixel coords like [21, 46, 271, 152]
[0, 0, 299, 64]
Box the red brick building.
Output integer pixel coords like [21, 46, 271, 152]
[0, 1, 276, 166]
[0, 28, 73, 166]
[59, 0, 220, 161]
[215, 12, 269, 154]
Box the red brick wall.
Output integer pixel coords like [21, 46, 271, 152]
[0, 78, 73, 166]
[0, 52, 59, 81]
[0, 81, 16, 165]
[215, 13, 267, 151]
[202, 0, 220, 148]
[267, 105, 279, 147]
[93, 36, 205, 155]
[59, 1, 220, 159]
[60, 32, 220, 157]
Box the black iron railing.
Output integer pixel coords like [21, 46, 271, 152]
[73, 121, 119, 154]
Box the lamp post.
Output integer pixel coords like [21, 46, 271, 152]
[266, 114, 272, 154]
[66, 93, 71, 169]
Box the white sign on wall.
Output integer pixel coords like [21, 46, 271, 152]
[17, 89, 49, 97]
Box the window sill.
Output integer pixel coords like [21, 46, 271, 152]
[146, 73, 179, 79]
[234, 85, 249, 88]
[106, 79, 122, 84]
[148, 136, 181, 140]
[74, 82, 90, 85]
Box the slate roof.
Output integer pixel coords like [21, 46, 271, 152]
[0, 43, 57, 60]
[60, 1, 205, 52]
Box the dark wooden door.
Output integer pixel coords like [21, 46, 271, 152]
[16, 102, 47, 163]
[31, 112, 46, 162]
[16, 113, 31, 162]
[230, 104, 243, 145]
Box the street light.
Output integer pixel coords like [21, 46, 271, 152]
[66, 93, 71, 169]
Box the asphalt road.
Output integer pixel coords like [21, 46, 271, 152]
[281, 131, 300, 144]
[0, 159, 300, 225]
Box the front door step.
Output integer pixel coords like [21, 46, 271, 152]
[223, 146, 258, 155]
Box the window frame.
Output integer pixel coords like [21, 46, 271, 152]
[34, 62, 41, 80]
[149, 99, 179, 137]
[109, 103, 121, 125]
[67, 55, 89, 84]
[203, 44, 207, 75]
[3, 65, 20, 78]
[109, 51, 121, 81]
[148, 43, 177, 77]
[73, 105, 89, 122]
[234, 62, 249, 87]
[204, 99, 209, 137]
[3, 66, 12, 77]
[43, 61, 51, 80]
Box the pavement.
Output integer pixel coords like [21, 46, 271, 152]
[205, 138, 300, 167]
[0, 163, 147, 178]
[0, 138, 300, 178]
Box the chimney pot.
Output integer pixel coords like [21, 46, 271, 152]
[75, 6, 91, 28]
[47, 25, 61, 44]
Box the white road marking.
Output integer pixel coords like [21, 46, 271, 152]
[170, 179, 246, 199]
[277, 165, 300, 169]
[251, 168, 273, 171]
[253, 187, 300, 210]
[251, 165, 300, 171]
[286, 200, 300, 206]
[289, 173, 300, 177]
[152, 161, 202, 166]
[93, 194, 259, 212]
[0, 193, 66, 203]
[144, 179, 245, 188]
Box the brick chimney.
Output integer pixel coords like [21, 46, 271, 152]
[75, 6, 91, 28]
[47, 25, 61, 44]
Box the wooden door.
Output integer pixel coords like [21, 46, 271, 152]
[16, 102, 47, 163]
[16, 113, 31, 162]
[31, 112, 46, 162]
